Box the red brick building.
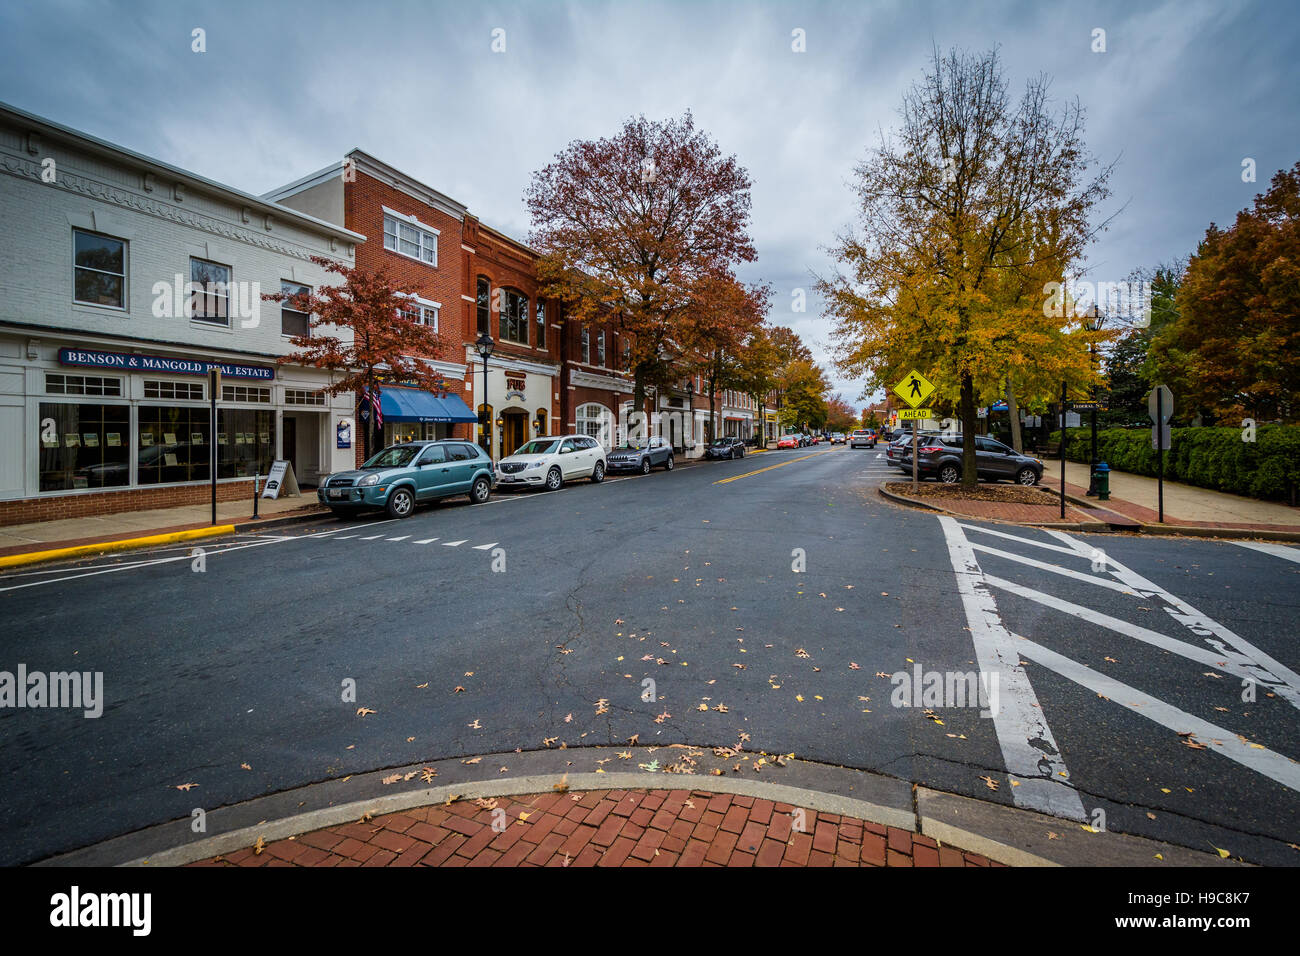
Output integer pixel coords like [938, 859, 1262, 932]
[267, 151, 478, 462]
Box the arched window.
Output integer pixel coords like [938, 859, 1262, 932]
[476, 277, 490, 335]
[576, 403, 613, 448]
[535, 407, 548, 436]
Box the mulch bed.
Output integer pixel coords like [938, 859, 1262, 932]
[885, 481, 1058, 506]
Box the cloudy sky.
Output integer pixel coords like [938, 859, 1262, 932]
[2, 0, 1296, 404]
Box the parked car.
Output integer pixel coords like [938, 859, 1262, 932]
[319, 440, 495, 519]
[606, 435, 674, 474]
[705, 437, 747, 460]
[496, 434, 606, 490]
[777, 434, 801, 449]
[886, 430, 937, 466]
[898, 434, 1045, 485]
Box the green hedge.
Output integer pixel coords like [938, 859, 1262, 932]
[1048, 425, 1300, 501]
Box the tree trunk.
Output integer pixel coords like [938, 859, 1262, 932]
[960, 373, 978, 488]
[1005, 381, 1023, 453]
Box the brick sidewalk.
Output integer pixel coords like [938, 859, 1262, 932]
[190, 789, 1004, 868]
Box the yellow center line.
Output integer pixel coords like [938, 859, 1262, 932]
[713, 451, 830, 484]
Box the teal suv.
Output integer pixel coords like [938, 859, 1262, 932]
[319, 440, 495, 519]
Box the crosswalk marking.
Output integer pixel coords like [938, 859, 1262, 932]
[333, 535, 357, 540]
[442, 540, 467, 547]
[971, 543, 1135, 594]
[359, 535, 383, 541]
[1232, 540, 1300, 564]
[387, 536, 410, 542]
[938, 516, 1085, 820]
[414, 538, 439, 545]
[471, 542, 498, 550]
[1011, 631, 1300, 793]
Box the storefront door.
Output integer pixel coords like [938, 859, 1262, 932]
[503, 411, 527, 458]
[283, 416, 297, 480]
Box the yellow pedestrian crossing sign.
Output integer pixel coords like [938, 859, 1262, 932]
[893, 370, 936, 408]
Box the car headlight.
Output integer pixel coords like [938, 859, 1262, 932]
[526, 461, 543, 469]
[359, 473, 380, 486]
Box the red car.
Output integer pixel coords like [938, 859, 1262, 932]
[777, 435, 800, 449]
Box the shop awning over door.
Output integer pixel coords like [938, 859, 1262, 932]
[380, 387, 478, 423]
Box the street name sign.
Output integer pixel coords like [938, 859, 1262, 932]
[893, 370, 936, 409]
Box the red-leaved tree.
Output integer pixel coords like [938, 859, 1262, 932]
[264, 256, 452, 459]
[526, 112, 759, 417]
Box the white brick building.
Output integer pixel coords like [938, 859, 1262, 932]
[0, 102, 365, 524]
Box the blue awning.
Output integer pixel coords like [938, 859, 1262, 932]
[380, 387, 478, 424]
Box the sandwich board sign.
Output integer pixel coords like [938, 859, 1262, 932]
[261, 459, 301, 499]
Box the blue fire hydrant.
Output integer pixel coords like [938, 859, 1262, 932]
[1094, 461, 1110, 501]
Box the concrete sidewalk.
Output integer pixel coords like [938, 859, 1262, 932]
[0, 493, 326, 562]
[1042, 460, 1300, 532]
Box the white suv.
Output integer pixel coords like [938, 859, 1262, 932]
[495, 435, 606, 490]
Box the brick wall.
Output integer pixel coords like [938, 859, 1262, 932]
[0, 478, 262, 526]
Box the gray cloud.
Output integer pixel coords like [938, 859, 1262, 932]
[3, 0, 1295, 406]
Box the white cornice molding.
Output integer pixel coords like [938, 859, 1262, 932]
[569, 370, 633, 393]
[0, 153, 357, 263]
[463, 347, 558, 378]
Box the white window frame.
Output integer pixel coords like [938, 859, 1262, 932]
[396, 293, 440, 331]
[382, 206, 439, 267]
[72, 228, 128, 311]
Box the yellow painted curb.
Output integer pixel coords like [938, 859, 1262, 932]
[0, 525, 237, 570]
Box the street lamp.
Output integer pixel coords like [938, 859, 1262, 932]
[1084, 306, 1104, 496]
[475, 331, 494, 461]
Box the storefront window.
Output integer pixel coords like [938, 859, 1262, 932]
[383, 422, 448, 445]
[38, 402, 129, 491]
[137, 405, 212, 484]
[576, 403, 612, 448]
[217, 408, 276, 478]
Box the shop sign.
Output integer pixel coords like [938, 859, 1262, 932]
[59, 347, 274, 380]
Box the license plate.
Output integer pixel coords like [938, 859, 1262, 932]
[329, 488, 344, 499]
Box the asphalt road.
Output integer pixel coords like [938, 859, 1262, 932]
[1, 446, 1298, 865]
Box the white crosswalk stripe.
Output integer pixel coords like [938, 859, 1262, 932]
[940, 516, 1300, 818]
[386, 536, 410, 542]
[442, 540, 467, 547]
[414, 538, 439, 545]
[1232, 541, 1300, 564]
[471, 542, 498, 550]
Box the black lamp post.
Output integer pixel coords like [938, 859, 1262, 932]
[475, 331, 494, 461]
[1084, 306, 1103, 496]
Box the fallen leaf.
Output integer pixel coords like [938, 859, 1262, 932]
[356, 707, 376, 717]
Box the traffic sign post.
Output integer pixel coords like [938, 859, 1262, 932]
[1146, 386, 1173, 523]
[893, 371, 937, 492]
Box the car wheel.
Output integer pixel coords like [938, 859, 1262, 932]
[640, 458, 652, 475]
[546, 467, 563, 491]
[469, 475, 491, 504]
[938, 464, 961, 484]
[1016, 467, 1039, 486]
[729, 448, 736, 460]
[664, 455, 674, 471]
[591, 461, 605, 483]
[386, 487, 414, 519]
[739, 447, 745, 458]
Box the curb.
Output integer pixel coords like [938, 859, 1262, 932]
[233, 508, 331, 533]
[876, 481, 1300, 541]
[33, 747, 1242, 869]
[875, 481, 1107, 531]
[0, 524, 237, 570]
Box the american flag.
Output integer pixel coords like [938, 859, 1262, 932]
[366, 386, 383, 428]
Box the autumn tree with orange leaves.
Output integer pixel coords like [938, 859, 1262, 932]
[264, 256, 452, 459]
[526, 113, 759, 418]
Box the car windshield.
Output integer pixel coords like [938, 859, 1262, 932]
[515, 439, 560, 456]
[710, 439, 731, 446]
[362, 445, 422, 468]
[616, 439, 649, 450]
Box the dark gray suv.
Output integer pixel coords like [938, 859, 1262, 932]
[899, 434, 1044, 485]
